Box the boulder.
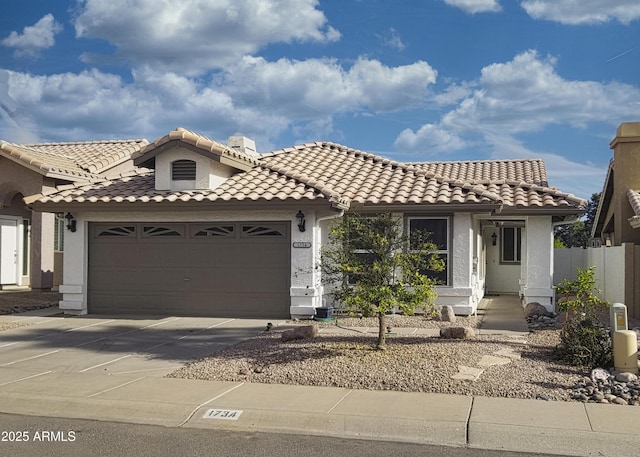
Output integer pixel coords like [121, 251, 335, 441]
[441, 305, 456, 322]
[524, 302, 549, 318]
[615, 372, 638, 383]
[281, 323, 319, 342]
[440, 326, 475, 340]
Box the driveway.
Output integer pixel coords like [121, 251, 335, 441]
[0, 312, 277, 379]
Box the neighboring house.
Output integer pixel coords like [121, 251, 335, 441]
[0, 139, 148, 290]
[592, 122, 640, 246]
[589, 121, 640, 318]
[24, 128, 586, 318]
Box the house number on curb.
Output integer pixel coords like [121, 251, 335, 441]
[292, 242, 312, 248]
[203, 409, 243, 420]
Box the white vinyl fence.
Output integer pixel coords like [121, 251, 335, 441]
[554, 243, 639, 318]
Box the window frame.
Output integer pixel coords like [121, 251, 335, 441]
[500, 226, 522, 264]
[407, 216, 450, 286]
[54, 213, 65, 251]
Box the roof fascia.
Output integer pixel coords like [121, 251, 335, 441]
[134, 139, 254, 172]
[591, 159, 614, 238]
[25, 198, 335, 213]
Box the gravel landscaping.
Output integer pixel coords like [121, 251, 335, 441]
[168, 313, 631, 404]
[0, 291, 60, 332]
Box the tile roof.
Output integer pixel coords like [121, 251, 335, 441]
[408, 159, 549, 187]
[26, 139, 587, 214]
[0, 138, 148, 180]
[134, 128, 258, 169]
[628, 189, 640, 217]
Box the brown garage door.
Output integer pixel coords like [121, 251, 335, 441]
[88, 222, 291, 318]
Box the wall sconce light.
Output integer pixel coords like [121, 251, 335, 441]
[295, 210, 306, 232]
[491, 231, 497, 246]
[65, 212, 77, 232]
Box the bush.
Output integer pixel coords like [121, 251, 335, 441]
[553, 315, 612, 369]
[553, 267, 612, 369]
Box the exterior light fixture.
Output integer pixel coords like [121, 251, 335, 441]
[491, 231, 497, 246]
[65, 212, 77, 232]
[295, 210, 306, 232]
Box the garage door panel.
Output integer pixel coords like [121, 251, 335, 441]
[90, 267, 139, 290]
[89, 222, 291, 318]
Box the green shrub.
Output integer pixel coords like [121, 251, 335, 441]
[553, 315, 612, 368]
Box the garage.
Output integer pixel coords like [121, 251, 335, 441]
[88, 221, 291, 318]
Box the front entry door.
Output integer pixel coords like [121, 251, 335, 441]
[0, 218, 18, 285]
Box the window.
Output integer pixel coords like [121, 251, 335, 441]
[408, 217, 449, 285]
[501, 226, 522, 263]
[171, 160, 196, 181]
[54, 213, 65, 251]
[142, 225, 184, 237]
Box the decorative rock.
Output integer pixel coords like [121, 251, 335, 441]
[441, 305, 456, 322]
[452, 365, 484, 381]
[613, 397, 629, 405]
[440, 326, 475, 339]
[281, 323, 319, 342]
[591, 368, 610, 383]
[477, 355, 512, 368]
[615, 372, 639, 383]
[524, 302, 549, 317]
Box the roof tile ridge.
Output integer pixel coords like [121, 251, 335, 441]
[462, 183, 503, 204]
[507, 181, 588, 207]
[257, 162, 350, 209]
[22, 138, 149, 147]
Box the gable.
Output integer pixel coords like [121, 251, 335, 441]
[153, 145, 236, 191]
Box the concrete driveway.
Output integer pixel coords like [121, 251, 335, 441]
[0, 312, 277, 379]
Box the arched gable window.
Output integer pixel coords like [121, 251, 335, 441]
[171, 160, 196, 180]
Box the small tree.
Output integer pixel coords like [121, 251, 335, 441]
[321, 212, 444, 350]
[553, 266, 612, 368]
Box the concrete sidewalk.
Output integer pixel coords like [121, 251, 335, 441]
[0, 373, 639, 456]
[0, 300, 639, 456]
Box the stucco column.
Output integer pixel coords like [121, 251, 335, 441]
[441, 212, 476, 314]
[523, 216, 555, 311]
[58, 217, 88, 314]
[29, 212, 54, 290]
[289, 210, 319, 317]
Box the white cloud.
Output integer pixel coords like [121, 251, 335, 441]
[216, 56, 437, 115]
[74, 0, 340, 76]
[395, 49, 640, 151]
[0, 70, 39, 142]
[0, 54, 437, 147]
[521, 0, 640, 25]
[378, 28, 406, 51]
[395, 124, 468, 153]
[443, 0, 502, 14]
[1, 14, 62, 57]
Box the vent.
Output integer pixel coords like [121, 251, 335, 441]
[172, 160, 196, 180]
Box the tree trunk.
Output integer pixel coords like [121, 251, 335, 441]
[376, 311, 387, 350]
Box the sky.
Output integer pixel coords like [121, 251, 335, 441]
[1, 1, 639, 200]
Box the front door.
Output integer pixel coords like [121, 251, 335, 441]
[0, 218, 18, 285]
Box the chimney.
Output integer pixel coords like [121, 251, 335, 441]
[228, 136, 257, 157]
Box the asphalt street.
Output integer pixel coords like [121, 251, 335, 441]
[0, 412, 566, 457]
